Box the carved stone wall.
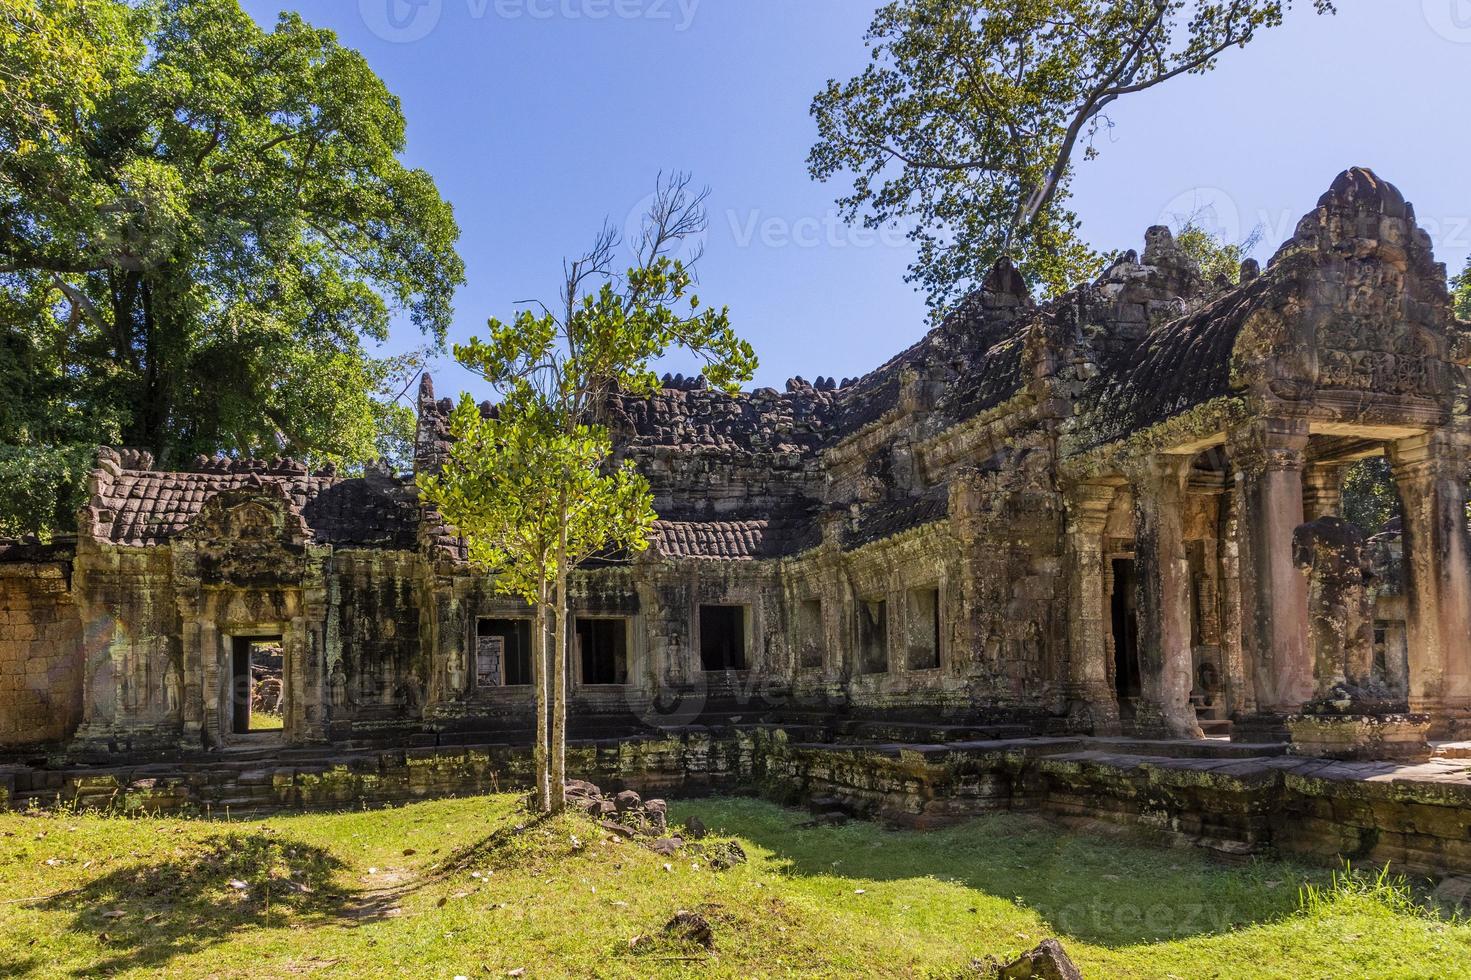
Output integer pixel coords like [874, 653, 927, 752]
[5, 169, 1465, 756]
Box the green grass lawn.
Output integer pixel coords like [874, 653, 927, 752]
[1, 794, 1467, 978]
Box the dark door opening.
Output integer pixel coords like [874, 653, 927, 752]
[477, 619, 534, 687]
[858, 599, 889, 675]
[577, 618, 629, 685]
[699, 605, 747, 671]
[1111, 559, 1142, 709]
[231, 636, 284, 735]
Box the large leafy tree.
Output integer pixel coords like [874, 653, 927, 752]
[422, 175, 757, 814]
[809, 0, 1333, 307]
[0, 0, 463, 535]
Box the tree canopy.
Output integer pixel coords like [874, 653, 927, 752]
[422, 175, 756, 812]
[809, 0, 1333, 307]
[0, 0, 463, 535]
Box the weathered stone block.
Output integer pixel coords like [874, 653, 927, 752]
[1286, 713, 1433, 763]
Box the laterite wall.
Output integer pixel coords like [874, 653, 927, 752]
[0, 559, 83, 748]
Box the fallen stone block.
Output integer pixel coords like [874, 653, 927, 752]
[997, 939, 1083, 980]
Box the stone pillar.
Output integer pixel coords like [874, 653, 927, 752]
[1389, 432, 1471, 733]
[198, 615, 223, 749]
[1063, 481, 1123, 735]
[1216, 488, 1250, 717]
[1302, 464, 1345, 522]
[1101, 558, 1117, 693]
[1381, 620, 1410, 698]
[1231, 419, 1312, 723]
[1130, 457, 1202, 739]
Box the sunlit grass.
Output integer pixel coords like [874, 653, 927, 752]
[1, 795, 1467, 978]
[248, 712, 284, 732]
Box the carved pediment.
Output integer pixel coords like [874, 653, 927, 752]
[178, 480, 312, 588]
[182, 480, 310, 547]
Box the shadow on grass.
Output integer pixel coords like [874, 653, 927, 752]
[0, 956, 42, 979]
[435, 810, 556, 878]
[38, 830, 362, 976]
[683, 799, 1320, 948]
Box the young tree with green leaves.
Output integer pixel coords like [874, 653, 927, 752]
[1171, 213, 1263, 285]
[1454, 258, 1470, 321]
[421, 175, 757, 814]
[809, 0, 1334, 307]
[0, 0, 463, 534]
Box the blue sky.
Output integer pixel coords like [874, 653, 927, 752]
[241, 0, 1471, 399]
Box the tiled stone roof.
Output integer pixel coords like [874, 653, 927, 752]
[652, 520, 773, 561]
[1072, 273, 1280, 449]
[90, 465, 420, 549]
[845, 494, 949, 549]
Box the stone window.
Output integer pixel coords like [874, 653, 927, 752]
[577, 618, 628, 685]
[906, 587, 941, 670]
[858, 599, 888, 674]
[797, 599, 824, 670]
[699, 605, 747, 671]
[476, 619, 533, 687]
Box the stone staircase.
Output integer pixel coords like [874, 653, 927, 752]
[1192, 695, 1233, 738]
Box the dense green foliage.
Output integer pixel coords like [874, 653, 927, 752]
[0, 0, 462, 536]
[809, 0, 1332, 307]
[1174, 220, 1262, 285]
[3, 796, 1468, 977]
[423, 396, 656, 611]
[421, 175, 756, 812]
[1342, 457, 1400, 537]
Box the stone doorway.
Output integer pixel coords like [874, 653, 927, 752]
[230, 635, 285, 737]
[1111, 559, 1142, 715]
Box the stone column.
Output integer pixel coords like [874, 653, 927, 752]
[1302, 463, 1345, 522]
[1216, 489, 1251, 717]
[1102, 558, 1117, 693]
[1231, 419, 1312, 721]
[1130, 457, 1202, 739]
[198, 615, 223, 749]
[1381, 620, 1410, 698]
[1389, 432, 1471, 732]
[1064, 481, 1123, 735]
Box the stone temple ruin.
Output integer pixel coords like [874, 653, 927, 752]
[3, 169, 1471, 873]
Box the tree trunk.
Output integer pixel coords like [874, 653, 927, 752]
[531, 595, 551, 813]
[550, 507, 570, 814]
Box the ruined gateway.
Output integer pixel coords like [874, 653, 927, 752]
[3, 168, 1469, 762]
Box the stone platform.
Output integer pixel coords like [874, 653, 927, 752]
[5, 729, 1471, 880]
